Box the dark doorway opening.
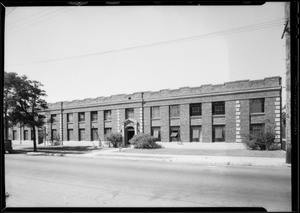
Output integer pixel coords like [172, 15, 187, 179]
[126, 126, 135, 145]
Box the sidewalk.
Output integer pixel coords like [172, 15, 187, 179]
[66, 148, 288, 167]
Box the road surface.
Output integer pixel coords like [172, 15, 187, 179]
[5, 154, 291, 211]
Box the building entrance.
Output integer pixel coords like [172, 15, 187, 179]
[125, 126, 135, 145]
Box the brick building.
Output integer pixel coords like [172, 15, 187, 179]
[9, 76, 282, 146]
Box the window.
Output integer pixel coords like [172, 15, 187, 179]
[91, 128, 98, 141]
[126, 108, 134, 119]
[79, 129, 85, 141]
[78, 112, 85, 122]
[51, 114, 57, 123]
[67, 129, 73, 141]
[13, 130, 17, 140]
[104, 110, 112, 121]
[250, 124, 265, 134]
[151, 106, 160, 119]
[250, 98, 265, 113]
[67, 113, 73, 123]
[51, 129, 57, 141]
[190, 103, 202, 116]
[104, 128, 112, 136]
[91, 111, 98, 122]
[24, 130, 28, 140]
[170, 105, 180, 118]
[31, 130, 34, 140]
[151, 127, 161, 141]
[212, 102, 225, 115]
[170, 126, 180, 142]
[213, 125, 225, 142]
[191, 126, 202, 142]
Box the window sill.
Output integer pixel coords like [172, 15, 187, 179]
[212, 115, 225, 118]
[170, 117, 180, 119]
[190, 116, 202, 119]
[250, 113, 265, 116]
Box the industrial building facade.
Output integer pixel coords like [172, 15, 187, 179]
[10, 76, 282, 145]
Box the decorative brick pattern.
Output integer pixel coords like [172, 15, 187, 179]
[235, 100, 242, 142]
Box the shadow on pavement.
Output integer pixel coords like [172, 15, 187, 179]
[9, 146, 97, 155]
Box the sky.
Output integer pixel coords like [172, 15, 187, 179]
[4, 3, 286, 104]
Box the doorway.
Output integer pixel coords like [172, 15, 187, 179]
[125, 126, 135, 145]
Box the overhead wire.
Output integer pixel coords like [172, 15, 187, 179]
[6, 19, 285, 66]
[7, 7, 73, 35]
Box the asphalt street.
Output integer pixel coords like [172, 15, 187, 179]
[5, 154, 291, 211]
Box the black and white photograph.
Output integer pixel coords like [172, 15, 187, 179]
[2, 1, 296, 212]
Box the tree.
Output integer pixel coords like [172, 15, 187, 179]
[3, 72, 21, 140]
[5, 72, 48, 152]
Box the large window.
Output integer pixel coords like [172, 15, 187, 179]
[250, 124, 265, 134]
[170, 126, 180, 142]
[190, 103, 202, 116]
[151, 106, 160, 119]
[191, 126, 202, 142]
[13, 130, 17, 140]
[51, 114, 57, 123]
[126, 108, 134, 119]
[250, 98, 265, 113]
[170, 105, 180, 118]
[78, 112, 85, 122]
[104, 110, 112, 121]
[91, 128, 98, 141]
[212, 102, 225, 115]
[151, 127, 161, 141]
[91, 111, 98, 122]
[79, 129, 85, 141]
[104, 128, 112, 136]
[67, 129, 73, 141]
[67, 113, 73, 123]
[51, 129, 57, 141]
[212, 125, 225, 142]
[24, 130, 28, 140]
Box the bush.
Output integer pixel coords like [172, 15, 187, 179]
[105, 132, 122, 148]
[244, 129, 276, 150]
[129, 133, 162, 149]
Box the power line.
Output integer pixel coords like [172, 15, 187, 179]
[7, 7, 72, 35]
[7, 19, 285, 66]
[5, 8, 16, 16]
[6, 8, 50, 29]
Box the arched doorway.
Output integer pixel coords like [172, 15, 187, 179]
[125, 126, 135, 145]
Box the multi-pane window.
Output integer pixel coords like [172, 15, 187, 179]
[212, 125, 225, 142]
[78, 112, 85, 122]
[170, 105, 180, 118]
[104, 128, 112, 136]
[24, 130, 28, 140]
[191, 126, 202, 142]
[250, 124, 265, 134]
[151, 106, 160, 119]
[250, 98, 265, 113]
[51, 129, 57, 141]
[190, 103, 202, 116]
[91, 128, 98, 141]
[91, 111, 98, 122]
[79, 129, 85, 141]
[151, 127, 161, 141]
[67, 129, 73, 141]
[170, 126, 180, 142]
[212, 102, 225, 115]
[51, 114, 57, 123]
[13, 130, 17, 140]
[126, 108, 134, 119]
[67, 113, 73, 123]
[104, 110, 112, 121]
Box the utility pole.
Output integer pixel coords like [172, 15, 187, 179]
[283, 2, 291, 164]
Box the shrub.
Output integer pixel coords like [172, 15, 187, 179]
[244, 125, 276, 150]
[129, 133, 162, 149]
[105, 132, 122, 148]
